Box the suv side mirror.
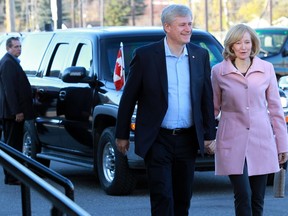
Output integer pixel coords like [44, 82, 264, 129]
[61, 66, 93, 83]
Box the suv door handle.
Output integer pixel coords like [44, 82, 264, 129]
[59, 91, 66, 101]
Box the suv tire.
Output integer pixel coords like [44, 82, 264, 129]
[23, 121, 50, 167]
[97, 127, 137, 195]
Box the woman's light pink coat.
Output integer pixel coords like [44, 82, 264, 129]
[211, 56, 288, 176]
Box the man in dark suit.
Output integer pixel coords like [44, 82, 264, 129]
[115, 4, 216, 216]
[0, 37, 34, 185]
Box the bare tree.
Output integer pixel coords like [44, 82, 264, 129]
[6, 0, 16, 31]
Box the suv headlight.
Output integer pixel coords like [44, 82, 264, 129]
[130, 106, 137, 131]
[130, 115, 136, 131]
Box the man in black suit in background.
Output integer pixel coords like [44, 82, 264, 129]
[0, 37, 34, 185]
[115, 4, 216, 216]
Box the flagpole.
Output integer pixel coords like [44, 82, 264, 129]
[113, 42, 125, 91]
[120, 42, 125, 83]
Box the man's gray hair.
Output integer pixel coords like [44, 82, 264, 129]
[6, 37, 20, 48]
[161, 4, 193, 26]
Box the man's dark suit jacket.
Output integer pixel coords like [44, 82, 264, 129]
[116, 39, 216, 159]
[0, 53, 34, 120]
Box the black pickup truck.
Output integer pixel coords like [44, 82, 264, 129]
[18, 27, 223, 195]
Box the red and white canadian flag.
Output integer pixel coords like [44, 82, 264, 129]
[113, 42, 125, 91]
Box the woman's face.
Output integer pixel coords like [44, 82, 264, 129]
[231, 31, 252, 60]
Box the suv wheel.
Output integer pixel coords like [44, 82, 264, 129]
[97, 127, 137, 195]
[23, 126, 33, 157]
[23, 121, 50, 167]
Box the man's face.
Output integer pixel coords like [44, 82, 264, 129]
[164, 15, 193, 45]
[7, 40, 21, 57]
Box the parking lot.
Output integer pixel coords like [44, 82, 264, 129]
[0, 161, 287, 216]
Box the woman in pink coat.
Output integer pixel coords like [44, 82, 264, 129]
[211, 24, 288, 216]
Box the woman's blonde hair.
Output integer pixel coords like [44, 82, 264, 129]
[223, 23, 260, 60]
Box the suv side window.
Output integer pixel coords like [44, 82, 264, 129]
[257, 32, 287, 55]
[73, 42, 92, 73]
[20, 33, 53, 75]
[191, 37, 223, 68]
[101, 37, 163, 81]
[106, 41, 151, 78]
[48, 43, 69, 77]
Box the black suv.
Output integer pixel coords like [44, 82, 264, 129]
[19, 27, 223, 195]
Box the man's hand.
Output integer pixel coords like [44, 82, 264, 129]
[204, 140, 216, 155]
[15, 113, 24, 122]
[278, 152, 288, 164]
[116, 138, 130, 155]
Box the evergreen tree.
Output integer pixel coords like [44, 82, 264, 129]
[104, 0, 146, 26]
[104, 0, 131, 26]
[36, 0, 52, 30]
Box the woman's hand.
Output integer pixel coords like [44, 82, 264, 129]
[278, 152, 288, 164]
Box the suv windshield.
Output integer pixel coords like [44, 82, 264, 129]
[256, 29, 288, 57]
[101, 35, 223, 82]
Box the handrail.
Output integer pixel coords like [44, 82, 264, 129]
[0, 142, 91, 216]
[0, 141, 74, 199]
